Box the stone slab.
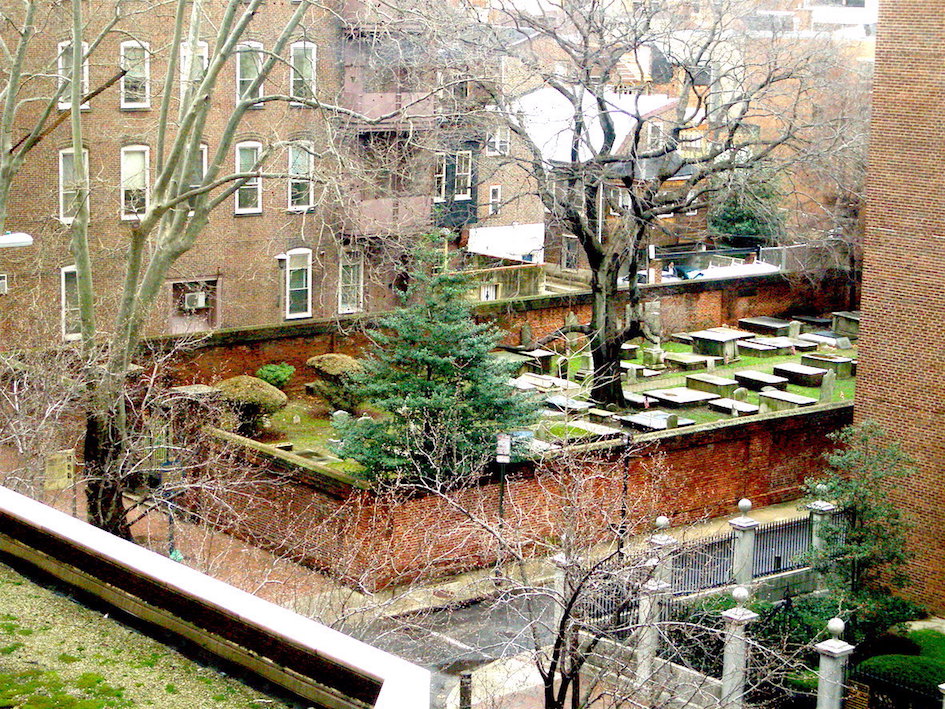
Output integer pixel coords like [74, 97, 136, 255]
[733, 370, 789, 391]
[670, 332, 694, 345]
[620, 361, 662, 377]
[744, 337, 797, 355]
[587, 407, 615, 423]
[759, 390, 819, 411]
[664, 353, 721, 371]
[644, 387, 720, 408]
[690, 328, 753, 343]
[708, 398, 761, 415]
[787, 338, 819, 352]
[622, 392, 659, 409]
[737, 316, 793, 335]
[545, 394, 594, 413]
[685, 373, 740, 397]
[616, 410, 696, 431]
[737, 340, 779, 357]
[515, 373, 581, 391]
[772, 362, 829, 387]
[620, 343, 640, 359]
[801, 353, 854, 378]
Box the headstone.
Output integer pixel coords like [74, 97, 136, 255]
[732, 387, 749, 402]
[642, 347, 665, 368]
[759, 401, 769, 414]
[835, 336, 852, 350]
[819, 370, 836, 402]
[761, 386, 776, 392]
[787, 320, 801, 338]
[565, 311, 580, 354]
[706, 358, 716, 371]
[625, 366, 638, 382]
[520, 322, 533, 347]
[665, 414, 678, 429]
[331, 410, 351, 426]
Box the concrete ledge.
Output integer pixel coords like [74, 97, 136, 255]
[0, 487, 429, 709]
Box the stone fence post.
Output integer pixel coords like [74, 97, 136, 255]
[808, 496, 837, 590]
[721, 586, 759, 709]
[730, 499, 758, 587]
[815, 618, 855, 709]
[938, 682, 945, 709]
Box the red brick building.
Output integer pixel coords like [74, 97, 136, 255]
[857, 0, 945, 611]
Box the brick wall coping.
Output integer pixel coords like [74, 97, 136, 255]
[0, 486, 430, 707]
[147, 270, 812, 351]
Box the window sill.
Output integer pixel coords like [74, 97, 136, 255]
[234, 209, 263, 217]
[120, 104, 151, 111]
[285, 312, 312, 320]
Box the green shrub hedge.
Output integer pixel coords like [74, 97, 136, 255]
[255, 362, 295, 389]
[856, 654, 945, 694]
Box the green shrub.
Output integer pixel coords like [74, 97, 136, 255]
[255, 362, 295, 389]
[856, 654, 945, 694]
[784, 670, 819, 693]
[306, 354, 363, 412]
[214, 375, 288, 436]
[853, 595, 926, 643]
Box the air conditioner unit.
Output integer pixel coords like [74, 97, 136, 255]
[183, 291, 206, 310]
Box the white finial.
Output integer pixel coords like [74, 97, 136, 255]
[827, 617, 845, 638]
[738, 498, 752, 515]
[655, 515, 670, 530]
[732, 586, 750, 605]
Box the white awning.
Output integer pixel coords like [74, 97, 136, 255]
[467, 223, 545, 264]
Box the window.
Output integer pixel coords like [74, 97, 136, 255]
[562, 234, 579, 270]
[236, 41, 264, 102]
[59, 148, 88, 224]
[60, 266, 81, 340]
[480, 283, 499, 301]
[169, 279, 218, 334]
[454, 150, 472, 200]
[0, 274, 7, 295]
[57, 41, 89, 109]
[287, 143, 314, 211]
[338, 251, 363, 314]
[235, 141, 262, 214]
[678, 128, 704, 159]
[120, 145, 149, 219]
[180, 40, 209, 99]
[488, 185, 501, 215]
[486, 126, 511, 156]
[433, 153, 447, 202]
[289, 42, 316, 103]
[285, 248, 311, 319]
[120, 41, 150, 108]
[605, 185, 631, 215]
[185, 144, 208, 213]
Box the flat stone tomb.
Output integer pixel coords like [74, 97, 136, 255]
[708, 398, 761, 415]
[620, 343, 640, 359]
[620, 361, 662, 377]
[737, 340, 779, 357]
[792, 314, 832, 331]
[744, 336, 797, 355]
[787, 338, 819, 352]
[772, 362, 829, 387]
[759, 390, 818, 411]
[801, 353, 854, 378]
[830, 310, 860, 338]
[587, 407, 615, 424]
[644, 387, 720, 408]
[516, 373, 581, 392]
[737, 316, 793, 336]
[545, 394, 594, 413]
[798, 331, 849, 348]
[561, 419, 626, 440]
[734, 370, 789, 391]
[664, 352, 720, 370]
[669, 332, 694, 345]
[689, 328, 749, 359]
[617, 410, 696, 431]
[685, 373, 740, 397]
[705, 326, 756, 338]
[622, 392, 659, 409]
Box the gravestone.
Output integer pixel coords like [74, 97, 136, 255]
[732, 387, 749, 402]
[835, 336, 852, 350]
[642, 347, 665, 368]
[706, 358, 716, 371]
[565, 311, 580, 354]
[819, 370, 836, 402]
[665, 413, 678, 429]
[787, 320, 801, 338]
[331, 410, 351, 426]
[520, 322, 533, 347]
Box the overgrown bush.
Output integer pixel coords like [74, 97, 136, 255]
[214, 375, 288, 436]
[908, 629, 945, 659]
[856, 655, 945, 694]
[255, 362, 295, 389]
[306, 353, 363, 412]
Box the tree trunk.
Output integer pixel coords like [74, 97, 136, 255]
[83, 413, 133, 540]
[589, 257, 628, 405]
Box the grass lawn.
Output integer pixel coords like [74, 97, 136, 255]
[267, 402, 336, 453]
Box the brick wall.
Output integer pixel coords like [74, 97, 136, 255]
[192, 403, 852, 590]
[163, 271, 851, 396]
[857, 0, 945, 612]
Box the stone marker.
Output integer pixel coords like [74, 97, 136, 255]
[732, 387, 749, 402]
[706, 358, 716, 371]
[642, 347, 665, 368]
[665, 413, 678, 429]
[520, 322, 533, 347]
[835, 336, 852, 350]
[565, 311, 580, 354]
[819, 370, 836, 402]
[788, 320, 801, 338]
[331, 410, 351, 426]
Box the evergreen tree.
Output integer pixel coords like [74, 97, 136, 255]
[334, 247, 539, 485]
[708, 175, 786, 246]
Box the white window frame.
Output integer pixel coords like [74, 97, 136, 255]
[287, 142, 314, 211]
[0, 274, 7, 295]
[58, 148, 88, 225]
[235, 41, 264, 102]
[120, 145, 150, 220]
[60, 265, 81, 341]
[119, 40, 150, 109]
[486, 126, 511, 156]
[57, 41, 89, 110]
[433, 153, 447, 202]
[289, 41, 316, 104]
[285, 247, 312, 319]
[479, 283, 499, 301]
[180, 40, 209, 99]
[454, 150, 472, 201]
[338, 251, 364, 315]
[488, 185, 501, 215]
[186, 144, 209, 214]
[234, 141, 263, 215]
